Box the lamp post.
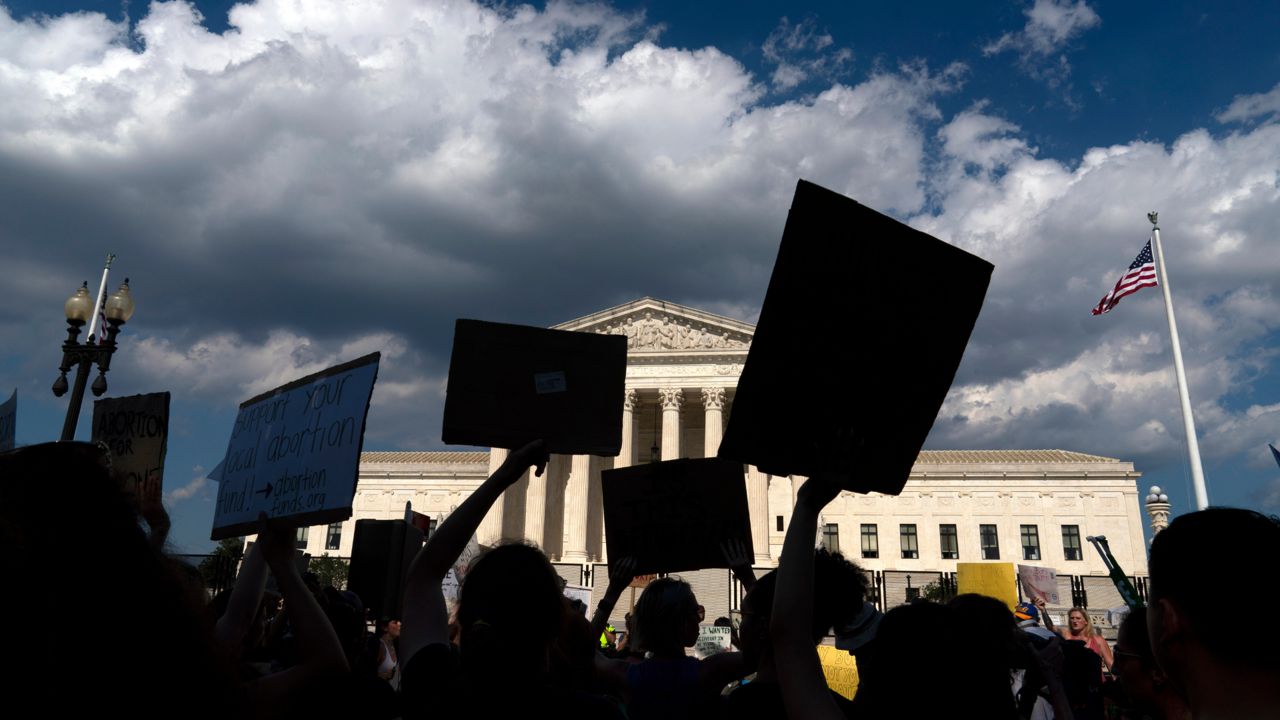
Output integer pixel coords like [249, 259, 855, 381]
[52, 278, 136, 441]
[1144, 485, 1171, 539]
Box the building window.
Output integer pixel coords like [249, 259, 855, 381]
[295, 526, 309, 550]
[860, 524, 879, 559]
[900, 524, 919, 559]
[939, 524, 959, 559]
[325, 523, 343, 550]
[980, 524, 1000, 560]
[1062, 525, 1083, 561]
[776, 515, 785, 532]
[822, 523, 840, 554]
[1021, 525, 1041, 561]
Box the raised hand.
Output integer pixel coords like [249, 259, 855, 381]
[139, 473, 169, 529]
[503, 439, 550, 478]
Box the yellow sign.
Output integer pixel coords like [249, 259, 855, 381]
[956, 562, 1017, 610]
[817, 645, 859, 700]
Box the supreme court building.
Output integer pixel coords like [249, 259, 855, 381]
[303, 298, 1151, 615]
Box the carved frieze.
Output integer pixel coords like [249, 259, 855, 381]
[592, 311, 751, 351]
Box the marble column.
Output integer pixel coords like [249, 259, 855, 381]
[586, 456, 605, 561]
[659, 387, 683, 461]
[502, 470, 528, 540]
[791, 475, 806, 509]
[746, 465, 771, 564]
[524, 461, 548, 550]
[478, 448, 507, 545]
[701, 387, 725, 458]
[562, 454, 591, 562]
[619, 389, 638, 469]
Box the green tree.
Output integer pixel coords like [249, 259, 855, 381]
[921, 580, 955, 604]
[309, 555, 349, 590]
[199, 537, 244, 593]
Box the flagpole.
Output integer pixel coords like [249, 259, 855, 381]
[85, 253, 116, 342]
[1148, 212, 1209, 510]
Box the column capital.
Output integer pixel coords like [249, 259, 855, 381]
[623, 388, 639, 411]
[659, 387, 684, 411]
[701, 387, 726, 410]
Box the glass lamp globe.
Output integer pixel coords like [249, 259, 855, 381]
[103, 279, 135, 324]
[64, 283, 93, 325]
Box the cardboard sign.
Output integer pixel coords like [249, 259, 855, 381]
[442, 319, 626, 455]
[91, 392, 170, 494]
[602, 457, 753, 576]
[956, 562, 1017, 610]
[211, 353, 380, 540]
[818, 645, 860, 700]
[1017, 564, 1060, 605]
[692, 625, 733, 659]
[629, 574, 657, 589]
[719, 180, 993, 493]
[0, 388, 14, 452]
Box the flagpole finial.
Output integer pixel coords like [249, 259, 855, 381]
[104, 253, 117, 268]
[1147, 211, 1158, 228]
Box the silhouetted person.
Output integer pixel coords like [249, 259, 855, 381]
[1147, 508, 1280, 719]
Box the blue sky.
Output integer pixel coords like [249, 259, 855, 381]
[2, 0, 1278, 553]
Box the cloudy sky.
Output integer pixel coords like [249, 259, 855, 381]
[2, 0, 1278, 552]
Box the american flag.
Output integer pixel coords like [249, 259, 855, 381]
[1092, 240, 1158, 315]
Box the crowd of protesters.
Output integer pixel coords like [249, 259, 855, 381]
[4, 439, 1278, 719]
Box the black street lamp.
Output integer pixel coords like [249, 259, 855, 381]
[52, 278, 136, 441]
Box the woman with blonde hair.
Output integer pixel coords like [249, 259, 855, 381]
[1043, 603, 1113, 670]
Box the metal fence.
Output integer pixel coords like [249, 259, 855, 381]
[172, 553, 1148, 634]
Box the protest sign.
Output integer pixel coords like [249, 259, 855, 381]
[818, 645, 860, 700]
[564, 584, 592, 608]
[1017, 564, 1060, 604]
[442, 319, 626, 455]
[212, 353, 380, 540]
[602, 457, 753, 576]
[719, 180, 993, 493]
[692, 625, 732, 659]
[91, 392, 170, 495]
[0, 388, 15, 451]
[957, 562, 1018, 610]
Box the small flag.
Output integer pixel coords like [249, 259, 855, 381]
[1093, 240, 1158, 315]
[1270, 443, 1280, 470]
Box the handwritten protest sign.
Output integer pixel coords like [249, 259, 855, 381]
[212, 353, 380, 540]
[719, 180, 993, 493]
[1017, 564, 1060, 604]
[92, 392, 169, 496]
[602, 457, 753, 576]
[442, 320, 626, 455]
[957, 562, 1018, 610]
[0, 388, 14, 451]
[818, 645, 860, 700]
[692, 625, 732, 659]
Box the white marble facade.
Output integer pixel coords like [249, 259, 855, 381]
[309, 298, 1150, 579]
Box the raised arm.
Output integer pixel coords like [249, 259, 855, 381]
[1034, 597, 1057, 633]
[770, 471, 844, 720]
[400, 439, 548, 664]
[214, 540, 269, 654]
[247, 514, 349, 713]
[139, 474, 171, 551]
[590, 556, 635, 642]
[720, 538, 757, 593]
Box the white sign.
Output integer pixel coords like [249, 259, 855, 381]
[1017, 564, 1061, 605]
[212, 354, 380, 539]
[692, 625, 732, 659]
[564, 584, 592, 608]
